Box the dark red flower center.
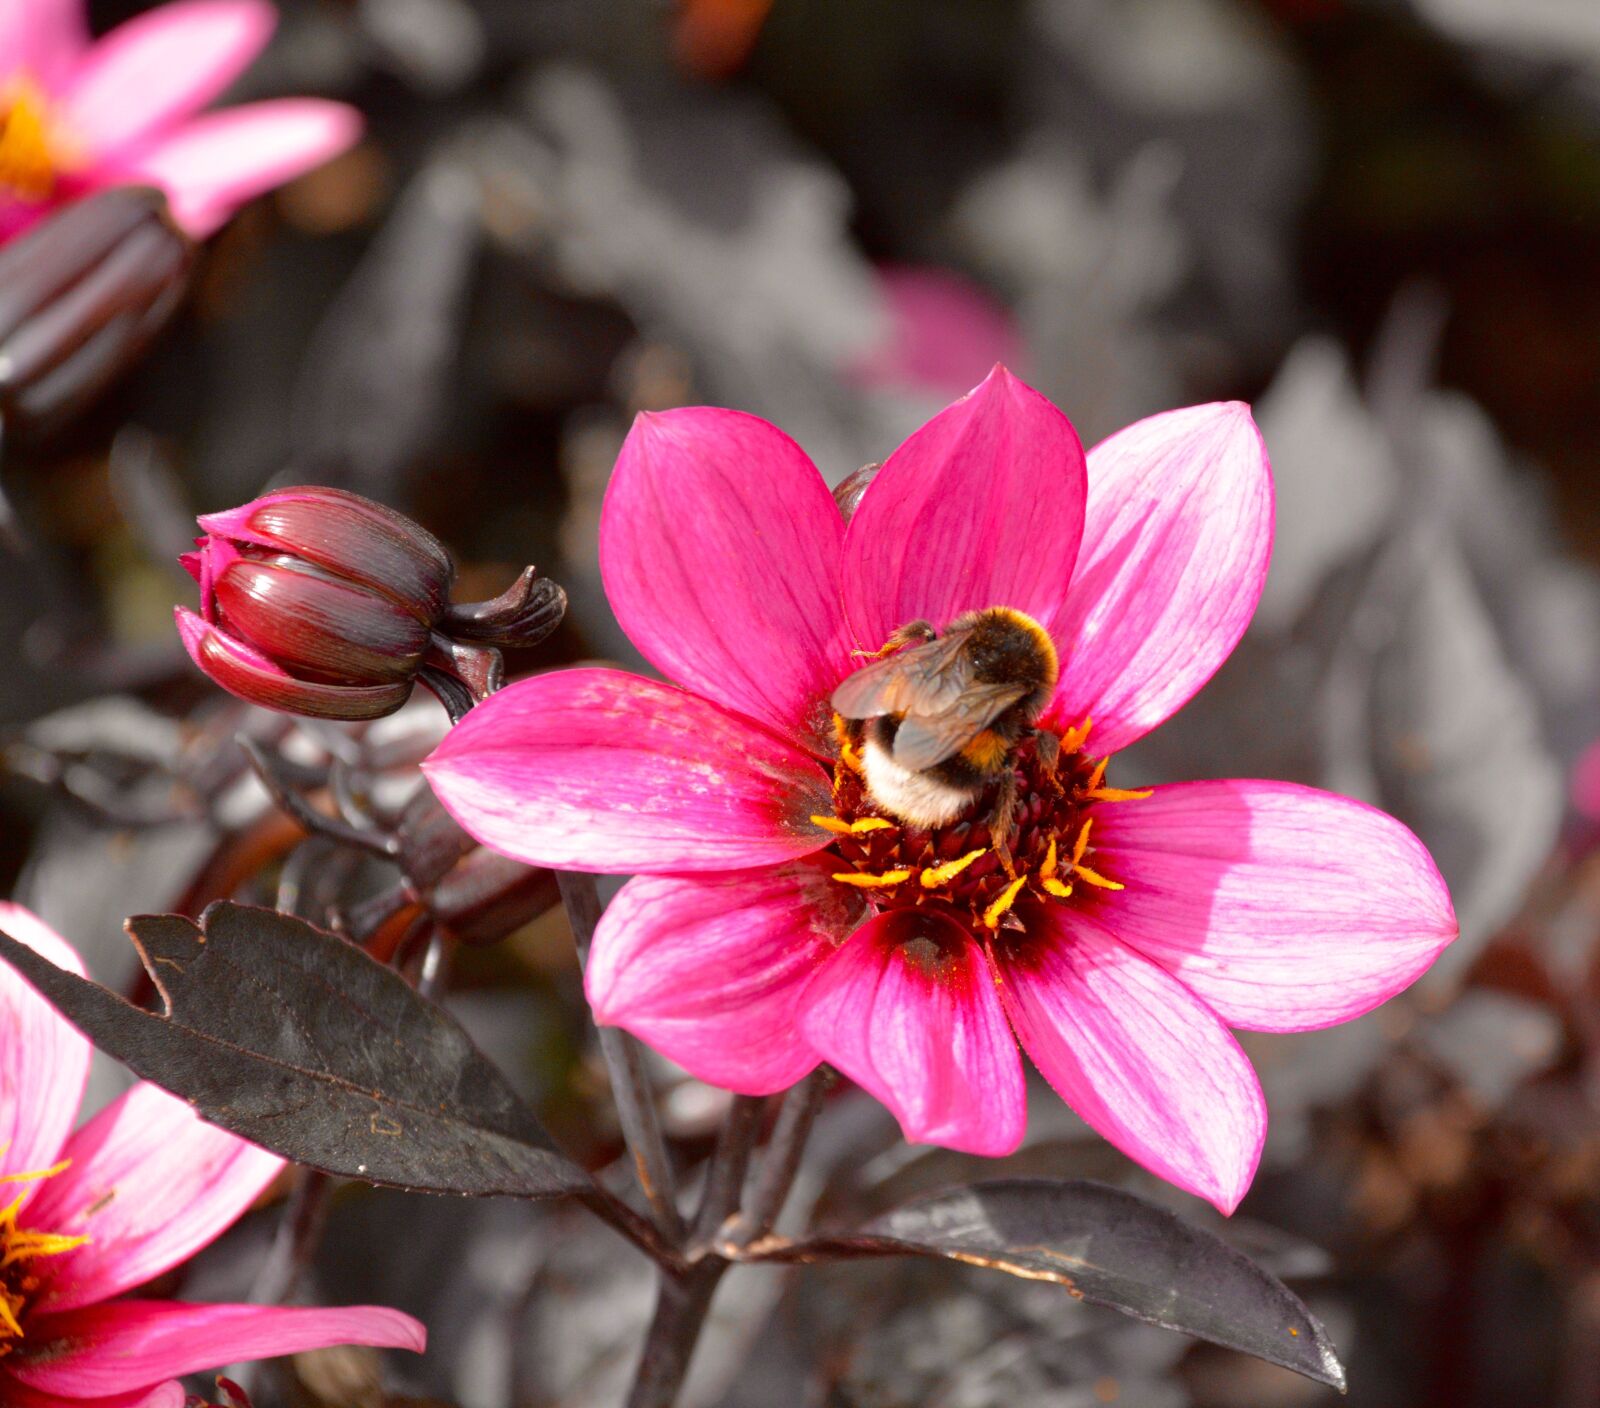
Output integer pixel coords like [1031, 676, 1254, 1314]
[816, 719, 1147, 940]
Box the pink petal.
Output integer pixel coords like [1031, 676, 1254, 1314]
[0, 0, 89, 87]
[840, 366, 1087, 653]
[2, 1379, 187, 1408]
[1087, 780, 1457, 1032]
[0, 904, 90, 1193]
[26, 1082, 283, 1313]
[588, 862, 862, 1094]
[63, 0, 276, 156]
[798, 909, 1026, 1157]
[12, 1301, 425, 1396]
[1048, 403, 1273, 753]
[422, 667, 834, 874]
[600, 407, 854, 751]
[117, 99, 364, 238]
[994, 909, 1266, 1213]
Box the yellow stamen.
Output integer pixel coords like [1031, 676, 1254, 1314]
[920, 848, 988, 889]
[0, 79, 59, 203]
[1039, 837, 1058, 882]
[1072, 862, 1124, 891]
[1059, 715, 1093, 753]
[839, 736, 864, 774]
[1086, 757, 1109, 792]
[0, 1158, 92, 1353]
[1085, 785, 1153, 803]
[0, 1158, 70, 1185]
[810, 814, 893, 836]
[832, 868, 912, 889]
[1071, 816, 1094, 866]
[1042, 877, 1074, 899]
[983, 875, 1029, 929]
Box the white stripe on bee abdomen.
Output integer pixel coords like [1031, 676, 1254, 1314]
[860, 738, 974, 828]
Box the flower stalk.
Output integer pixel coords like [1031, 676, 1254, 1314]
[558, 870, 686, 1247]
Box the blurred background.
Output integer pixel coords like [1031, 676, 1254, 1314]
[3, 1, 1600, 1405]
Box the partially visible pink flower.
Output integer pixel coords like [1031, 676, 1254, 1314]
[848, 265, 1025, 398]
[0, 0, 361, 241]
[1572, 739, 1600, 823]
[0, 903, 424, 1404]
[422, 367, 1457, 1214]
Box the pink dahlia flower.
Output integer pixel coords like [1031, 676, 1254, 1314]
[422, 367, 1457, 1214]
[0, 0, 361, 242]
[0, 903, 425, 1406]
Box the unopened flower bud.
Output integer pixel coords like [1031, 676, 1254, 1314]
[0, 188, 195, 441]
[176, 486, 567, 722]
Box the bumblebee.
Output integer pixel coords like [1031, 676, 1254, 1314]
[830, 607, 1060, 851]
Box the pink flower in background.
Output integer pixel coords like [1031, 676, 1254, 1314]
[0, 903, 424, 1406]
[1572, 739, 1600, 823]
[423, 366, 1457, 1214]
[849, 264, 1025, 397]
[0, 0, 361, 242]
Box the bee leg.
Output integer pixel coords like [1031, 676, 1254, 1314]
[852, 619, 935, 659]
[990, 769, 1020, 874]
[1033, 727, 1061, 777]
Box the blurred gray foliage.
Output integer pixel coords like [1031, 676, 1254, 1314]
[486, 66, 896, 482]
[291, 157, 483, 492]
[971, 0, 1313, 440]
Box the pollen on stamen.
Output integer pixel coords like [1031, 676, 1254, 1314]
[811, 814, 894, 836]
[832, 868, 912, 889]
[1071, 816, 1094, 866]
[0, 1157, 71, 1185]
[1072, 861, 1124, 891]
[922, 847, 988, 889]
[0, 1162, 92, 1356]
[0, 80, 60, 203]
[1086, 785, 1154, 802]
[983, 875, 1028, 929]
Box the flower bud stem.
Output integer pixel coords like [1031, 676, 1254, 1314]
[725, 1067, 831, 1247]
[558, 871, 687, 1248]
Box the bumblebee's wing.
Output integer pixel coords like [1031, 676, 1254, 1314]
[829, 633, 975, 720]
[891, 681, 1030, 771]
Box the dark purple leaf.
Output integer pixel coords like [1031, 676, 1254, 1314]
[0, 900, 592, 1200]
[731, 1178, 1345, 1390]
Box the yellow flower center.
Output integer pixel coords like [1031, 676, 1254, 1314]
[816, 713, 1150, 939]
[0, 1153, 90, 1357]
[0, 77, 63, 203]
